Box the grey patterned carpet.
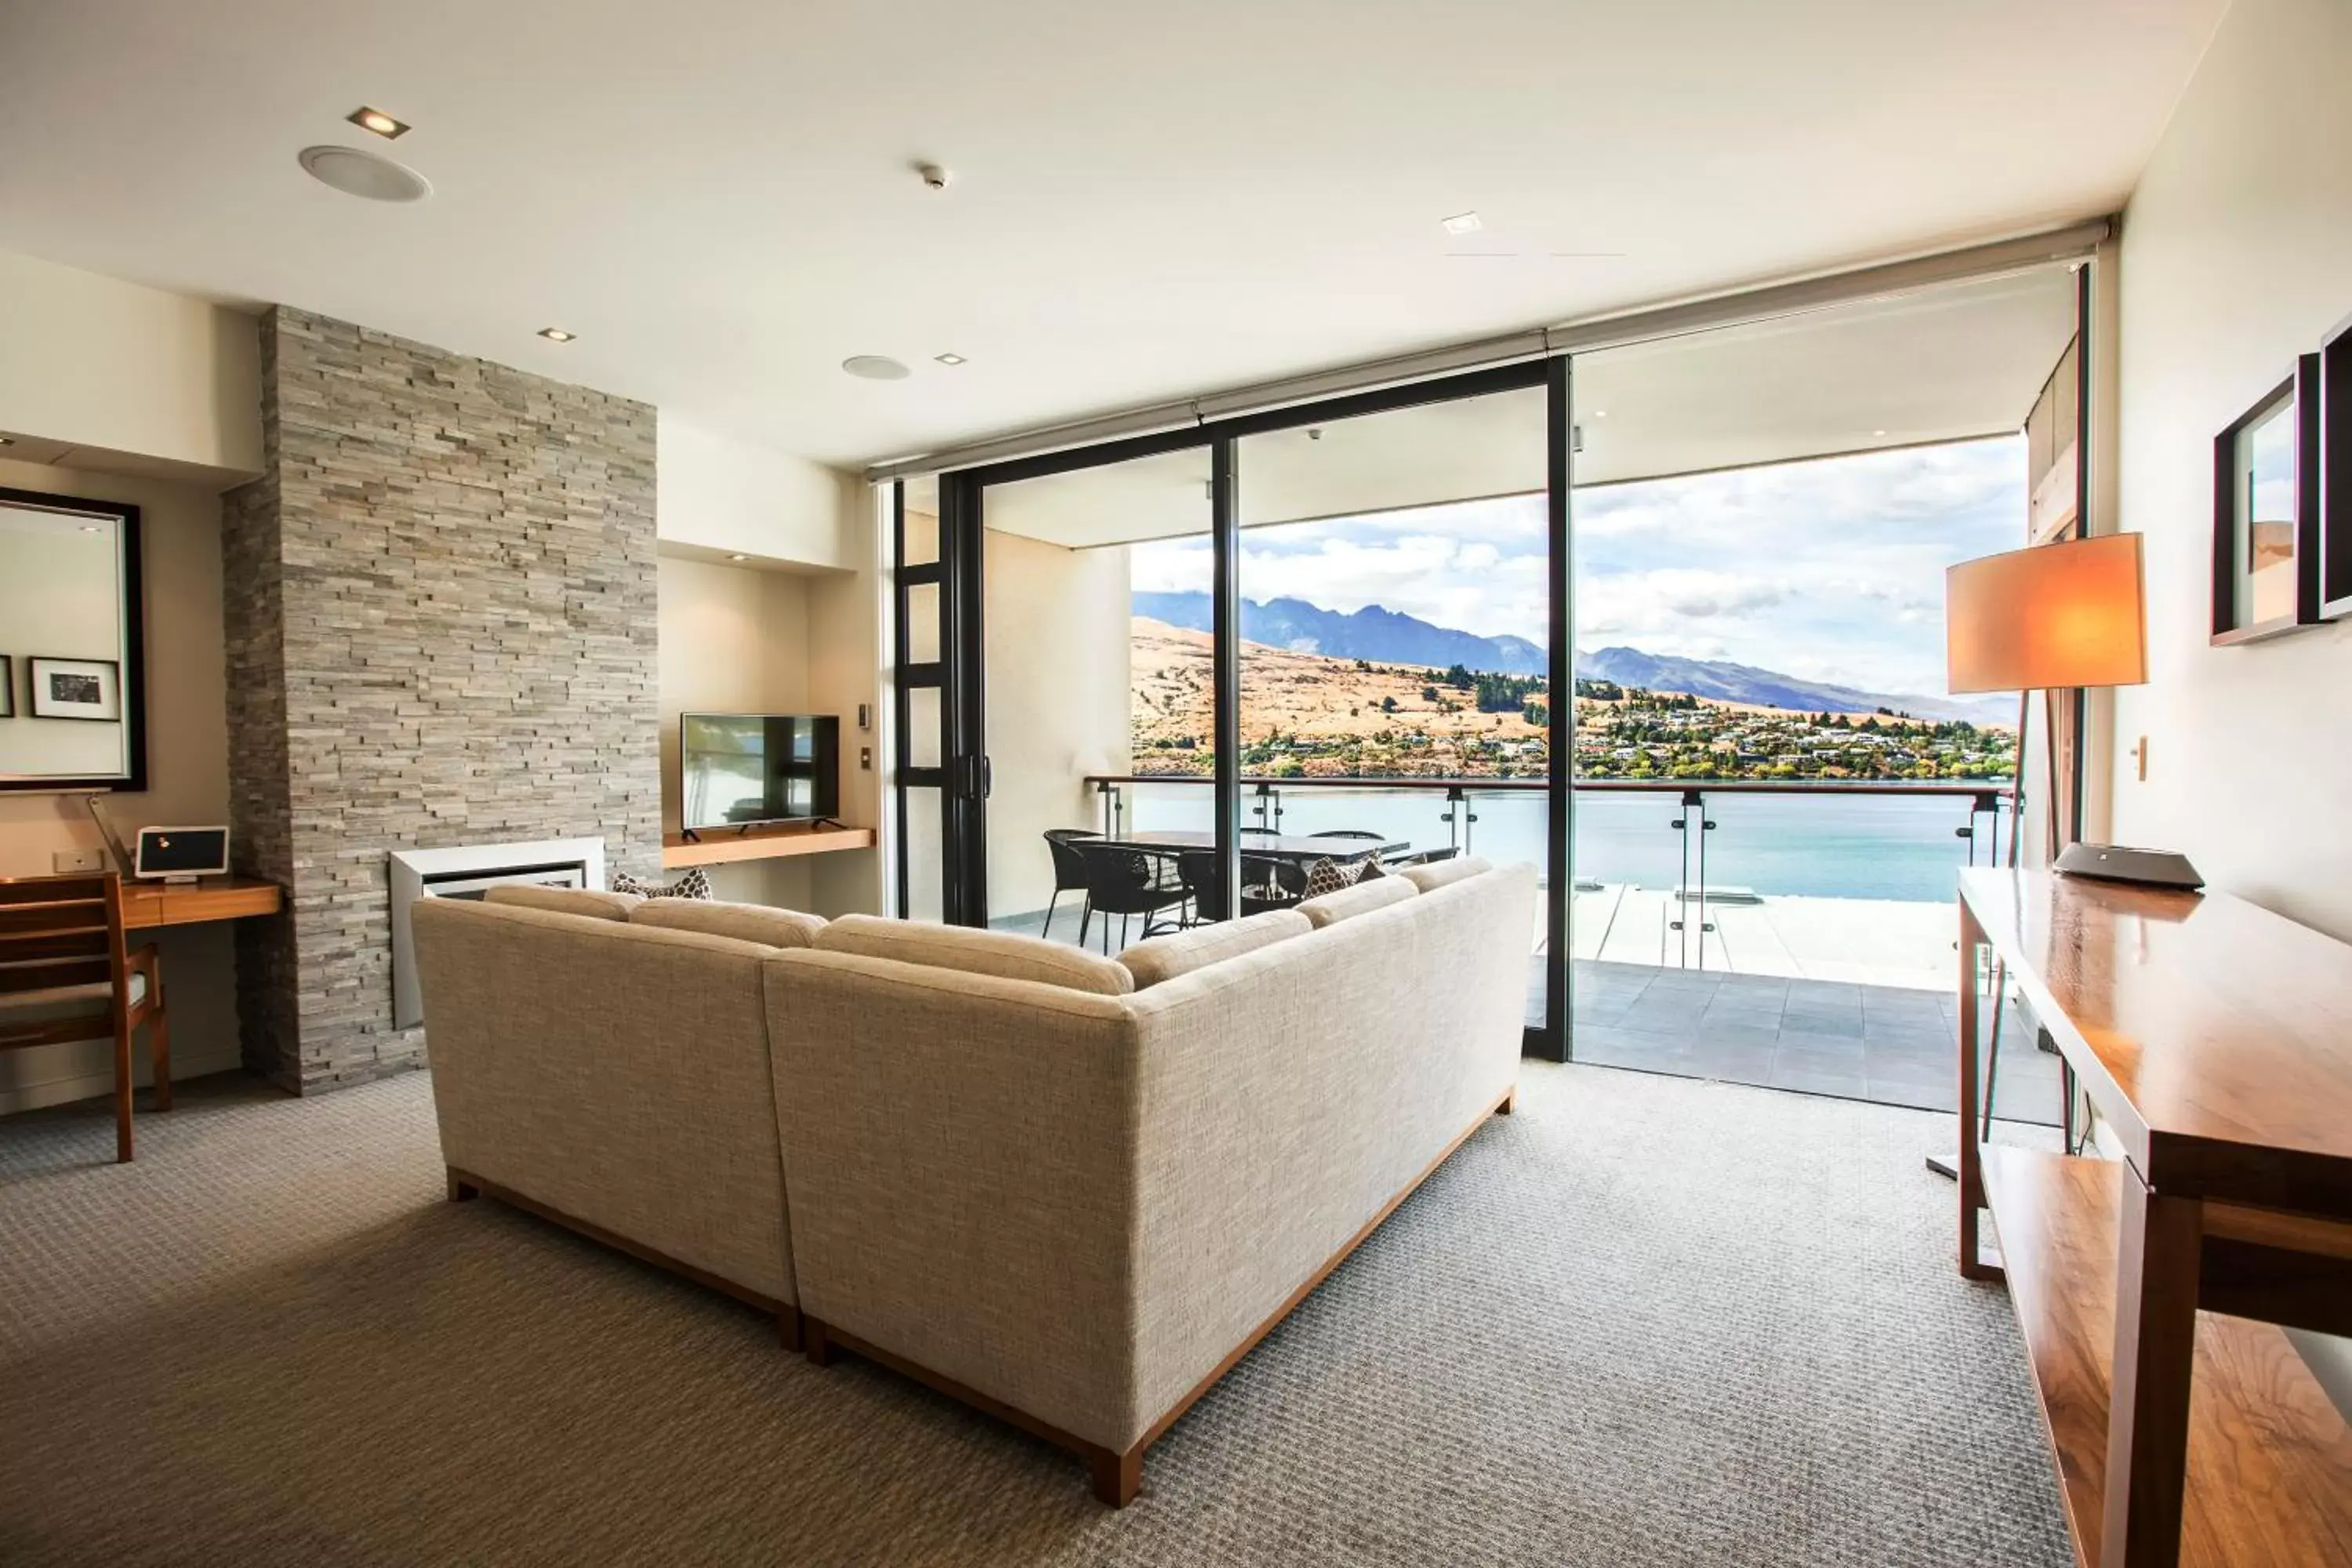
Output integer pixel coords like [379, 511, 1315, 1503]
[0, 1063, 2068, 1567]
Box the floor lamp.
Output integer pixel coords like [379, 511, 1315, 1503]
[1926, 532, 2147, 1177]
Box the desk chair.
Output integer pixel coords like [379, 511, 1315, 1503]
[0, 872, 170, 1162]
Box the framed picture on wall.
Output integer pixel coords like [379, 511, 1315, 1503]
[2212, 354, 2321, 644]
[28, 656, 123, 721]
[0, 655, 12, 718]
[2321, 313, 2352, 621]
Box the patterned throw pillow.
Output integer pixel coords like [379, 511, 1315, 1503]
[1302, 856, 1367, 899]
[612, 868, 713, 900]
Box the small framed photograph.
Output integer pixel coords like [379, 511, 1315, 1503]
[2321, 313, 2352, 621]
[28, 656, 123, 721]
[0, 655, 12, 718]
[2212, 354, 2321, 644]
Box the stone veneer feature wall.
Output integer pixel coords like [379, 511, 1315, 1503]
[222, 307, 660, 1094]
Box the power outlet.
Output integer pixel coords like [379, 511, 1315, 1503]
[859, 746, 873, 771]
[53, 847, 106, 874]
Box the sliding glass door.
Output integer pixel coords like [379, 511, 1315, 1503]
[912, 360, 1571, 1057]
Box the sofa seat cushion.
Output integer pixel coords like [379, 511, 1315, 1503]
[815, 915, 1134, 996]
[1399, 855, 1492, 894]
[1117, 909, 1311, 989]
[630, 898, 824, 949]
[483, 884, 641, 921]
[1297, 875, 1418, 928]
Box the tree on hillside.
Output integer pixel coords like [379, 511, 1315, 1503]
[1443, 663, 1475, 690]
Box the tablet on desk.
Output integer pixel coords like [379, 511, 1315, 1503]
[134, 826, 230, 882]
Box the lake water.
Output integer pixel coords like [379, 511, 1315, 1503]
[1125, 785, 2004, 904]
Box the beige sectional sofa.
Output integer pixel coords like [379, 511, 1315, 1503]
[412, 859, 1535, 1505]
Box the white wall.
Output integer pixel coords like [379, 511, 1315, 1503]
[657, 416, 858, 570]
[655, 419, 882, 915]
[2104, 0, 2352, 1414]
[0, 249, 260, 481]
[982, 531, 1134, 920]
[0, 457, 238, 1113]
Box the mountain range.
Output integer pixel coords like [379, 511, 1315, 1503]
[1131, 590, 2009, 726]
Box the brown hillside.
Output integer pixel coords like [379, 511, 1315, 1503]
[1130, 618, 1546, 773]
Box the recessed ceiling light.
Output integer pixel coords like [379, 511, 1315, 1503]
[297, 145, 431, 202]
[1593, 410, 1608, 419]
[728, 553, 749, 562]
[81, 524, 103, 533]
[934, 353, 967, 366]
[538, 327, 575, 343]
[1872, 429, 1888, 437]
[0, 436, 13, 447]
[1441, 212, 1483, 234]
[843, 355, 911, 381]
[347, 107, 410, 140]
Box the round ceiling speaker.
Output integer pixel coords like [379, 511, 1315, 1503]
[842, 355, 911, 381]
[297, 144, 432, 203]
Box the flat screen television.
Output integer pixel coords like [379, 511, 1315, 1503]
[679, 713, 841, 832]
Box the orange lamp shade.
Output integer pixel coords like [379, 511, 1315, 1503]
[1946, 532, 2147, 693]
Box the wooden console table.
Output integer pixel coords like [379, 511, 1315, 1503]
[1955, 869, 2352, 1568]
[661, 822, 875, 870]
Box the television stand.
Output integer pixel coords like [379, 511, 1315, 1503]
[660, 821, 877, 872]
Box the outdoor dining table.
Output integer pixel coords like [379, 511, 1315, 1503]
[1096, 830, 1410, 863]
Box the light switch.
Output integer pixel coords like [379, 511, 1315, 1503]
[2132, 735, 2148, 781]
[860, 746, 873, 771]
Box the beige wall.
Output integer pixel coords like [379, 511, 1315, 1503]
[0, 457, 238, 1112]
[2104, 0, 2352, 1413]
[982, 531, 1134, 921]
[0, 249, 260, 481]
[657, 554, 818, 911]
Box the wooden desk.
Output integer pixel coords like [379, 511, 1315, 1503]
[1956, 869, 2352, 1568]
[121, 876, 283, 930]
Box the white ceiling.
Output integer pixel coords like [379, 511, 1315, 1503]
[0, 1, 2220, 469]
[985, 267, 2078, 546]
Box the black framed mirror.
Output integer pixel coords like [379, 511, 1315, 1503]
[0, 485, 147, 791]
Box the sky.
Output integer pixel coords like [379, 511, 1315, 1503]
[1130, 434, 2028, 701]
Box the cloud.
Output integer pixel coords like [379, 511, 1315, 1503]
[1129, 434, 2025, 699]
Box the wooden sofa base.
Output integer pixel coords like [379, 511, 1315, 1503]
[446, 1167, 802, 1351]
[801, 1082, 1518, 1507]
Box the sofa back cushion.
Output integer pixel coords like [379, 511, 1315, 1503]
[1118, 909, 1310, 989]
[484, 884, 641, 921]
[631, 898, 824, 949]
[1296, 875, 1417, 929]
[1400, 854, 1491, 894]
[815, 914, 1134, 996]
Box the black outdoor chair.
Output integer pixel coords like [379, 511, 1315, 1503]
[1040, 828, 1100, 942]
[1071, 840, 1190, 953]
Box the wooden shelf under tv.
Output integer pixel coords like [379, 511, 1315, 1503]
[660, 823, 876, 869]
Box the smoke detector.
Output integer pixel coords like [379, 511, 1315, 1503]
[843, 355, 911, 381]
[916, 162, 952, 191]
[298, 145, 431, 202]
